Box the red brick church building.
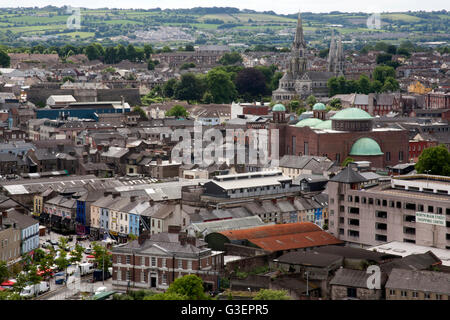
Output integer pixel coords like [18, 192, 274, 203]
[269, 103, 409, 168]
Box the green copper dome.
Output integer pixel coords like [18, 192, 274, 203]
[295, 118, 323, 127]
[272, 103, 286, 112]
[313, 120, 332, 130]
[312, 103, 326, 111]
[331, 107, 373, 120]
[349, 138, 384, 156]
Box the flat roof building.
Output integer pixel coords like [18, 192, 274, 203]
[328, 168, 450, 249]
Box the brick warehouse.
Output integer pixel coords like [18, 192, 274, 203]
[112, 229, 224, 291]
[269, 104, 409, 168]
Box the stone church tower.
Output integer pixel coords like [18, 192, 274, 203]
[327, 30, 345, 77]
[272, 12, 336, 102]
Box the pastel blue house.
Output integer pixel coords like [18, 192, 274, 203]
[129, 213, 140, 237]
[8, 209, 39, 255]
[100, 207, 110, 239]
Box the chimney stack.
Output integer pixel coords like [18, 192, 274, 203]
[168, 225, 181, 234]
[138, 230, 150, 245]
[178, 231, 188, 245]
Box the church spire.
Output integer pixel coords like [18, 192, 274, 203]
[293, 11, 306, 49]
[328, 29, 336, 73]
[336, 34, 345, 76]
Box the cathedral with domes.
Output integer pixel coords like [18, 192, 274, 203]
[269, 102, 409, 169]
[272, 12, 345, 101]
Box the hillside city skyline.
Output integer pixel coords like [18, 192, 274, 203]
[1, 1, 449, 14]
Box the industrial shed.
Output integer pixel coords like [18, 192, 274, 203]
[205, 222, 342, 253]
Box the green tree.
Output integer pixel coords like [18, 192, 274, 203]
[92, 243, 112, 273]
[235, 68, 267, 101]
[62, 76, 74, 83]
[147, 59, 156, 70]
[165, 274, 209, 300]
[415, 145, 450, 176]
[104, 47, 117, 64]
[116, 44, 127, 62]
[381, 77, 399, 92]
[253, 289, 291, 300]
[376, 53, 393, 65]
[133, 106, 149, 120]
[370, 80, 383, 93]
[85, 43, 103, 61]
[327, 77, 340, 97]
[219, 52, 243, 65]
[318, 48, 329, 58]
[166, 105, 189, 118]
[0, 261, 9, 283]
[206, 68, 237, 103]
[185, 44, 195, 51]
[126, 44, 137, 62]
[174, 73, 207, 103]
[144, 292, 187, 300]
[202, 91, 214, 104]
[357, 75, 371, 94]
[163, 78, 177, 98]
[162, 46, 172, 53]
[341, 156, 355, 167]
[143, 44, 154, 59]
[305, 95, 317, 108]
[0, 50, 10, 67]
[70, 244, 85, 264]
[373, 65, 396, 84]
[329, 98, 342, 109]
[289, 100, 300, 112]
[12, 271, 28, 294]
[26, 265, 43, 297]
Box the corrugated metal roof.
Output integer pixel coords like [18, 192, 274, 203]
[219, 222, 342, 251]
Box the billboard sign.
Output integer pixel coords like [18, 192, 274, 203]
[415, 212, 445, 226]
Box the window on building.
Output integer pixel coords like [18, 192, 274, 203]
[386, 152, 391, 161]
[401, 291, 407, 297]
[375, 234, 387, 242]
[151, 257, 156, 267]
[412, 291, 418, 298]
[389, 289, 395, 296]
[162, 274, 167, 285]
[347, 288, 357, 298]
[178, 260, 183, 269]
[126, 271, 131, 281]
[126, 255, 131, 264]
[436, 294, 442, 300]
[187, 260, 192, 270]
[424, 293, 430, 299]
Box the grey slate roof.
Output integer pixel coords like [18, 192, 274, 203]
[380, 251, 442, 274]
[276, 251, 342, 267]
[385, 268, 450, 295]
[330, 167, 367, 184]
[330, 268, 386, 288]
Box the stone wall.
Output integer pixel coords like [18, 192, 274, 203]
[331, 285, 383, 300]
[224, 243, 269, 257]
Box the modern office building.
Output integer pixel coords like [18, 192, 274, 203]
[328, 166, 450, 249]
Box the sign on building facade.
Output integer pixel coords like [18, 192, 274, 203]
[415, 212, 446, 226]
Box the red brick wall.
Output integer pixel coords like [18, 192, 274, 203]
[283, 125, 409, 167]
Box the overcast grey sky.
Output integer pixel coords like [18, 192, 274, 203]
[0, 0, 448, 14]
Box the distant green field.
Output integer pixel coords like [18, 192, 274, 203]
[62, 31, 96, 38]
[381, 13, 422, 22]
[5, 24, 66, 34]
